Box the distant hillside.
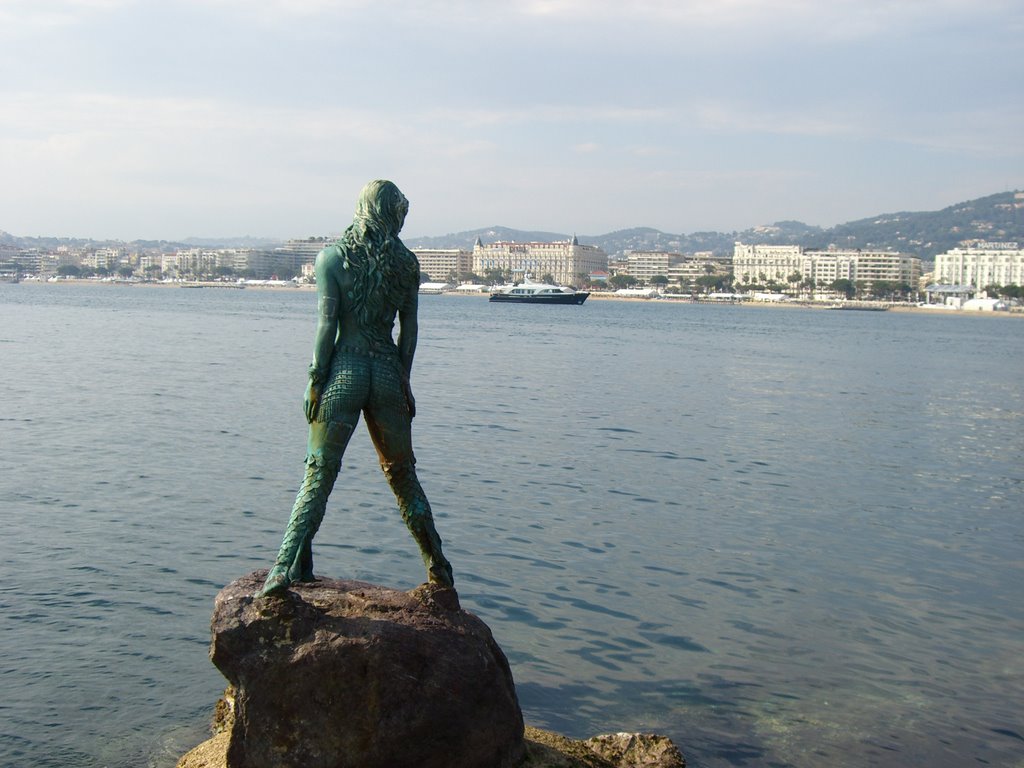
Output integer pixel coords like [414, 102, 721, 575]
[4, 190, 1022, 259]
[0, 232, 282, 252]
[0, 233, 190, 252]
[405, 226, 569, 251]
[405, 190, 1024, 260]
[804, 191, 1024, 258]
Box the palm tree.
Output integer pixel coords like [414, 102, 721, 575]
[801, 276, 816, 299]
[787, 271, 802, 296]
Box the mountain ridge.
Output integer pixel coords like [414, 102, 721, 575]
[3, 190, 1021, 260]
[404, 190, 1023, 260]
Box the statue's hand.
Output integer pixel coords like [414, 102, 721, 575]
[304, 380, 322, 424]
[402, 377, 416, 420]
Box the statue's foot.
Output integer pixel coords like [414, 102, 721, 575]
[256, 565, 292, 597]
[428, 559, 454, 588]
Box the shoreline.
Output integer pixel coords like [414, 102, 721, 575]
[9, 278, 1021, 316]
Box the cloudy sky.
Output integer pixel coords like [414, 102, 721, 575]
[2, 0, 1021, 241]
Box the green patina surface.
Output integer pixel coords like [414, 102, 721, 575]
[258, 180, 453, 598]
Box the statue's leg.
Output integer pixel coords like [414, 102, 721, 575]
[364, 358, 454, 587]
[257, 418, 355, 597]
[379, 456, 454, 588]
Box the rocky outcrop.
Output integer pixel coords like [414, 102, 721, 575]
[181, 571, 686, 768]
[179, 725, 685, 768]
[582, 732, 685, 767]
[208, 572, 524, 768]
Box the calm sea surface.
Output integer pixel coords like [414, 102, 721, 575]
[1, 283, 1022, 768]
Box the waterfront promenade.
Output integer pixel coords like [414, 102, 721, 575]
[15, 277, 1023, 316]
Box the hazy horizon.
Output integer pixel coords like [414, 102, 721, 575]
[3, 187, 1021, 246]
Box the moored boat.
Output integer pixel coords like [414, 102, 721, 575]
[826, 303, 888, 311]
[489, 278, 589, 305]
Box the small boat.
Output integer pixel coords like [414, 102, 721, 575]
[418, 282, 451, 295]
[489, 278, 589, 305]
[826, 303, 888, 311]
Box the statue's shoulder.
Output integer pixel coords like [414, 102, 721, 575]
[317, 243, 346, 263]
[315, 243, 348, 272]
[312, 243, 350, 286]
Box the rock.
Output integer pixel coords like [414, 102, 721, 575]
[208, 571, 525, 768]
[179, 571, 687, 768]
[583, 733, 685, 767]
[521, 727, 618, 767]
[177, 731, 230, 768]
[179, 726, 685, 768]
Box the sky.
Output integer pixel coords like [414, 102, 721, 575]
[1, 0, 1022, 241]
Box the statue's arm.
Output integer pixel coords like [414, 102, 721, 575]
[305, 250, 340, 423]
[397, 281, 419, 418]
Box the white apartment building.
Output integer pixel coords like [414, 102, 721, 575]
[620, 251, 730, 285]
[732, 244, 809, 286]
[413, 248, 473, 282]
[853, 251, 923, 288]
[39, 250, 81, 274]
[83, 247, 127, 271]
[733, 243, 921, 291]
[472, 236, 608, 287]
[162, 248, 277, 277]
[273, 240, 474, 283]
[7, 248, 46, 274]
[0, 245, 17, 275]
[666, 255, 731, 285]
[808, 254, 856, 286]
[162, 248, 226, 276]
[230, 249, 299, 279]
[626, 251, 673, 283]
[934, 242, 1023, 288]
[276, 237, 331, 264]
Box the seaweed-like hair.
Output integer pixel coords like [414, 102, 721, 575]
[337, 180, 419, 337]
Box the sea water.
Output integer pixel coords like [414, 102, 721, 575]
[0, 283, 1021, 767]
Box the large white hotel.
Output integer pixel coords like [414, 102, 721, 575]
[732, 244, 922, 291]
[471, 236, 608, 287]
[933, 242, 1023, 288]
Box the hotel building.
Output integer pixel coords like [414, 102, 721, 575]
[625, 251, 672, 283]
[732, 244, 921, 292]
[731, 245, 809, 286]
[620, 251, 731, 285]
[934, 243, 1023, 288]
[472, 236, 608, 287]
[412, 248, 473, 282]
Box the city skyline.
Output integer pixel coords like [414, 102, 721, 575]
[2, 1, 1022, 242]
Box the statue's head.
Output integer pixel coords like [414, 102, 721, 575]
[354, 179, 409, 237]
